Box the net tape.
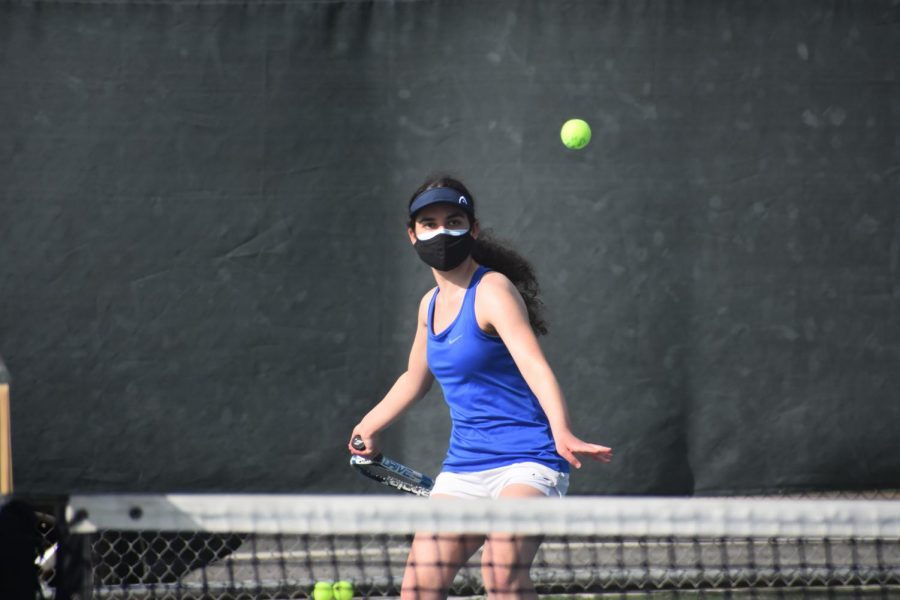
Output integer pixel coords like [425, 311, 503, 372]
[68, 495, 900, 537]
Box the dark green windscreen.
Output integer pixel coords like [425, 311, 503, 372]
[1, 0, 897, 494]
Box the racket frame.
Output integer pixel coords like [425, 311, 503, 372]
[349, 454, 434, 497]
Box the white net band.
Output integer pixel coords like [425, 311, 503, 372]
[68, 494, 900, 537]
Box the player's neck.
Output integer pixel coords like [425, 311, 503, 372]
[433, 259, 479, 292]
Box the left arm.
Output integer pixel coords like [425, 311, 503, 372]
[476, 273, 613, 468]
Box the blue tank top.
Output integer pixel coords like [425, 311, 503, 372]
[426, 266, 569, 473]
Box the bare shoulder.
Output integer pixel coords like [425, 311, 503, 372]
[478, 271, 525, 313]
[479, 270, 520, 298]
[476, 271, 528, 332]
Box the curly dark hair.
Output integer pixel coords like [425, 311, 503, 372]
[407, 174, 548, 335]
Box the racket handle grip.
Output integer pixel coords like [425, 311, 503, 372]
[351, 435, 366, 451]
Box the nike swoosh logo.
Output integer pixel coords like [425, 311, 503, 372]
[448, 335, 463, 344]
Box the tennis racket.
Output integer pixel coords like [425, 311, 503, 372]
[349, 436, 434, 497]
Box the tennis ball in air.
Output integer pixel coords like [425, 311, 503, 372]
[560, 118, 592, 150]
[313, 581, 334, 600]
[333, 581, 354, 600]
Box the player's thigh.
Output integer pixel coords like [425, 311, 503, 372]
[481, 532, 541, 593]
[404, 525, 485, 585]
[405, 492, 484, 576]
[481, 485, 543, 579]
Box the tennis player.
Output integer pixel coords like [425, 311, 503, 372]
[348, 175, 613, 600]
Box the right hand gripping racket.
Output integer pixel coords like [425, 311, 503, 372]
[349, 436, 434, 497]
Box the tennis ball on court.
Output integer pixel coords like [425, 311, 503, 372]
[313, 581, 334, 600]
[560, 118, 591, 150]
[333, 581, 354, 600]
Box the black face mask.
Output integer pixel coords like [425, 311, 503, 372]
[414, 230, 475, 271]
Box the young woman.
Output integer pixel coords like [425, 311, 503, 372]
[348, 175, 613, 600]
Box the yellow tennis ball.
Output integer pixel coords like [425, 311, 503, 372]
[333, 581, 354, 600]
[561, 118, 591, 150]
[313, 581, 334, 600]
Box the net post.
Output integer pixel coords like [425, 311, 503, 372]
[0, 356, 12, 494]
[55, 499, 94, 600]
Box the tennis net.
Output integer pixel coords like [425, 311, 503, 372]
[55, 494, 900, 599]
